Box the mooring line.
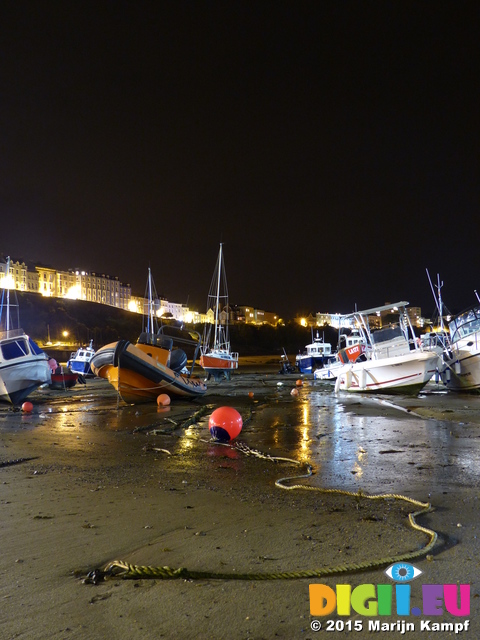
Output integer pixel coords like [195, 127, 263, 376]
[83, 439, 437, 585]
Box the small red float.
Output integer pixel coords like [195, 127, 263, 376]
[22, 401, 34, 412]
[248, 391, 254, 398]
[157, 394, 171, 406]
[290, 388, 299, 397]
[296, 379, 303, 386]
[209, 406, 243, 442]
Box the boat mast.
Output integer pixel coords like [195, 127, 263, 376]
[213, 244, 222, 349]
[426, 269, 445, 331]
[6, 256, 10, 333]
[147, 267, 154, 335]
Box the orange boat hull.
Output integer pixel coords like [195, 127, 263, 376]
[200, 354, 238, 371]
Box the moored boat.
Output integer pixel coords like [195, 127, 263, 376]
[0, 257, 51, 404]
[441, 305, 480, 392]
[49, 367, 80, 390]
[296, 331, 334, 374]
[90, 269, 206, 403]
[91, 338, 206, 403]
[67, 339, 96, 376]
[314, 329, 366, 381]
[334, 302, 439, 395]
[200, 244, 238, 380]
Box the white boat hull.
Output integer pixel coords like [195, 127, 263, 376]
[335, 351, 439, 395]
[0, 357, 51, 405]
[442, 344, 480, 392]
[314, 360, 343, 381]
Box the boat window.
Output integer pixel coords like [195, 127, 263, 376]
[371, 325, 403, 344]
[28, 338, 45, 355]
[1, 339, 29, 360]
[458, 319, 480, 339]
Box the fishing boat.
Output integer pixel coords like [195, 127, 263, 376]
[441, 304, 480, 392]
[67, 339, 96, 376]
[424, 270, 480, 392]
[90, 269, 206, 403]
[200, 244, 238, 380]
[314, 329, 366, 381]
[49, 367, 80, 390]
[334, 302, 440, 395]
[296, 331, 334, 374]
[0, 257, 51, 405]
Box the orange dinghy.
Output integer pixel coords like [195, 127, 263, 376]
[91, 338, 206, 404]
[90, 268, 206, 403]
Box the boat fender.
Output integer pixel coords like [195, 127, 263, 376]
[113, 340, 130, 367]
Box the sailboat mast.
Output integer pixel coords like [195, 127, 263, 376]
[213, 244, 222, 348]
[6, 257, 10, 333]
[148, 267, 154, 334]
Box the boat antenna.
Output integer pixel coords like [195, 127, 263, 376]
[426, 269, 444, 328]
[475, 290, 480, 304]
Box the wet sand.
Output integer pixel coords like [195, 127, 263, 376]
[0, 362, 479, 639]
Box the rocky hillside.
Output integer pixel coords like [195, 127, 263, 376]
[7, 291, 339, 357]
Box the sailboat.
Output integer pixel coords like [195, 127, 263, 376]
[0, 257, 51, 404]
[91, 268, 206, 403]
[200, 244, 239, 380]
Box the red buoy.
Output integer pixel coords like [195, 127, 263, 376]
[296, 379, 303, 386]
[209, 406, 243, 442]
[22, 401, 34, 412]
[157, 394, 171, 406]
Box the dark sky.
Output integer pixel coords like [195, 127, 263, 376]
[1, 1, 479, 319]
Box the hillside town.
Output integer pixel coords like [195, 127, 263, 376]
[0, 254, 426, 330]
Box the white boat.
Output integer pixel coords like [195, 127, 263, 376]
[296, 331, 334, 374]
[441, 305, 480, 392]
[334, 302, 440, 395]
[200, 244, 238, 380]
[0, 257, 51, 405]
[67, 339, 96, 376]
[314, 329, 366, 381]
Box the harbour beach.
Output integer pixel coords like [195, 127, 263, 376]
[1, 361, 479, 639]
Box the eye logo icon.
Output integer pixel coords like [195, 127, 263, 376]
[385, 562, 422, 582]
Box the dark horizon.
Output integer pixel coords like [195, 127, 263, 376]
[2, 2, 479, 319]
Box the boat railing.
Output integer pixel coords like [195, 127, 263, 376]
[0, 328, 25, 340]
[372, 336, 411, 359]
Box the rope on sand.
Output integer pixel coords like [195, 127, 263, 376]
[0, 457, 38, 468]
[83, 442, 437, 584]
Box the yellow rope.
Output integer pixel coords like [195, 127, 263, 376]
[84, 443, 437, 584]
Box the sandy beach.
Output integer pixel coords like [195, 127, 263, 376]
[1, 362, 479, 639]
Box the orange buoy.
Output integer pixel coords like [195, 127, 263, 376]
[290, 388, 299, 396]
[296, 379, 303, 386]
[248, 391, 254, 398]
[209, 406, 243, 442]
[157, 393, 171, 406]
[22, 401, 34, 412]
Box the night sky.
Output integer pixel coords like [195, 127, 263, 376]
[1, 1, 479, 319]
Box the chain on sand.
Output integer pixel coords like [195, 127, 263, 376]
[84, 441, 437, 584]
